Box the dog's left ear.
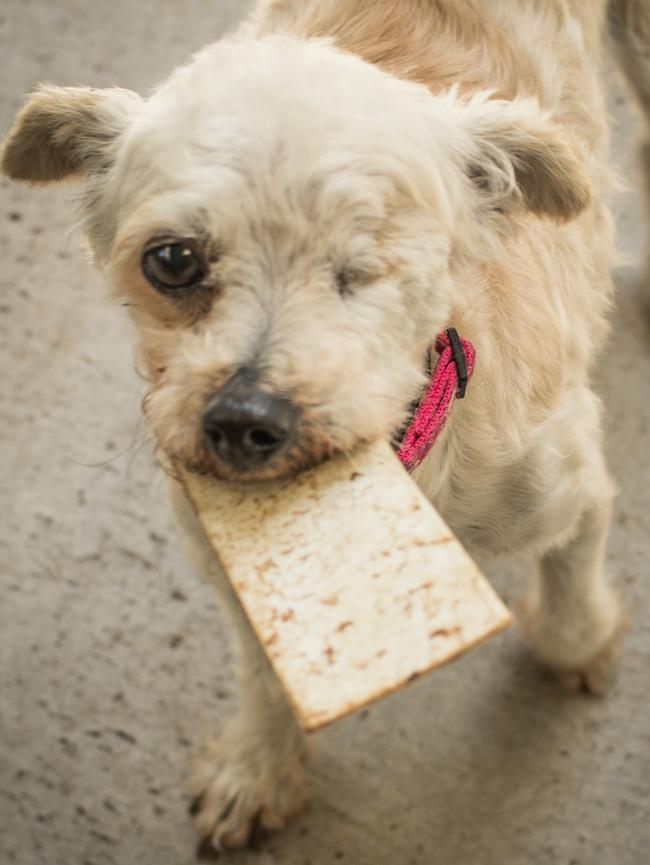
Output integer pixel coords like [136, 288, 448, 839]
[1, 84, 142, 184]
[458, 96, 591, 222]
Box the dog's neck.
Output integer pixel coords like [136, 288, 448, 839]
[395, 329, 475, 472]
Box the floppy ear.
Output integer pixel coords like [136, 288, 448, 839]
[459, 97, 591, 222]
[1, 84, 142, 184]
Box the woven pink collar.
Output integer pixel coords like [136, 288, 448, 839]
[397, 328, 476, 472]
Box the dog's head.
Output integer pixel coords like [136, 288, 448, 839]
[1, 37, 590, 480]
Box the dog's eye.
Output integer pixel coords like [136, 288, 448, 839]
[142, 242, 205, 291]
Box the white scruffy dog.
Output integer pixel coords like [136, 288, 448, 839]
[3, 0, 645, 854]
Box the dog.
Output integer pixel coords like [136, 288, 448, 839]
[2, 0, 647, 854]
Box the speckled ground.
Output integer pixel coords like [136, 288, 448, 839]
[1, 3, 649, 865]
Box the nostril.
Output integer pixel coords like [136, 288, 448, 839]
[203, 421, 285, 456]
[207, 427, 224, 444]
[245, 427, 283, 452]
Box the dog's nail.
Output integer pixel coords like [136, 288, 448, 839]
[188, 794, 204, 817]
[196, 836, 220, 861]
[248, 810, 270, 850]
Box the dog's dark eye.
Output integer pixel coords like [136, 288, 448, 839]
[142, 242, 205, 291]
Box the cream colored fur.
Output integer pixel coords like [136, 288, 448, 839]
[1, 0, 644, 854]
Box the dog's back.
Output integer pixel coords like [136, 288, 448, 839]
[247, 1, 609, 137]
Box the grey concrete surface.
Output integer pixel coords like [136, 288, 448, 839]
[1, 3, 649, 864]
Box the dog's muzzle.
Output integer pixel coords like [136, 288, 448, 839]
[202, 369, 299, 472]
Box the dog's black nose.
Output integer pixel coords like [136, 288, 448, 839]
[202, 371, 298, 470]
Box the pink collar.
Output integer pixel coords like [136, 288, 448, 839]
[397, 328, 476, 472]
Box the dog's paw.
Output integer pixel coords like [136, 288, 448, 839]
[543, 623, 625, 695]
[517, 596, 626, 695]
[187, 733, 308, 854]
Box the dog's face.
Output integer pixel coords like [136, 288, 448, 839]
[1, 37, 590, 480]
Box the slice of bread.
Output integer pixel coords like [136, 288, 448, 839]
[180, 441, 511, 731]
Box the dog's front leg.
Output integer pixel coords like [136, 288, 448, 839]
[169, 482, 309, 852]
[520, 488, 623, 694]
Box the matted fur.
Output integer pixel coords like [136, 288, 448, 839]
[2, 0, 645, 854]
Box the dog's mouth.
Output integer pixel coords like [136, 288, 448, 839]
[144, 367, 399, 483]
[142, 373, 346, 483]
[185, 428, 336, 482]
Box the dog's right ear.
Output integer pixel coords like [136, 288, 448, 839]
[1, 84, 142, 184]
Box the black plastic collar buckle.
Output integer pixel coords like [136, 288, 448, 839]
[446, 327, 469, 399]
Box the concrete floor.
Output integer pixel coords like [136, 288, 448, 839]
[1, 2, 649, 864]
